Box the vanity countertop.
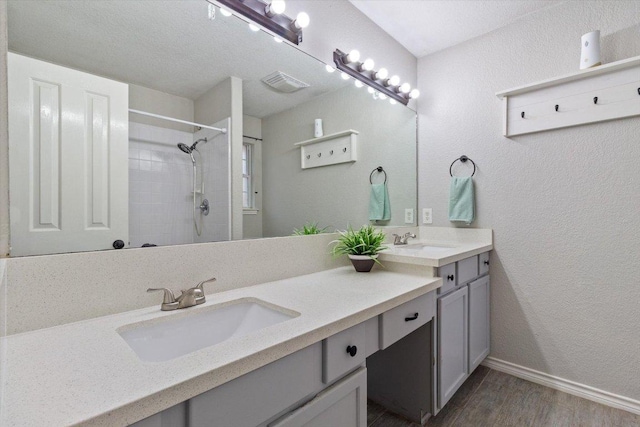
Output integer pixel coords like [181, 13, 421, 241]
[0, 266, 441, 427]
[379, 227, 493, 267]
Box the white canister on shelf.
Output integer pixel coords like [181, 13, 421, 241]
[314, 119, 323, 137]
[580, 30, 601, 70]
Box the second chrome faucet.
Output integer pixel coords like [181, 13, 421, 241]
[392, 232, 417, 245]
[147, 277, 216, 311]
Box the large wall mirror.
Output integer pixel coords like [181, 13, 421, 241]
[6, 0, 417, 257]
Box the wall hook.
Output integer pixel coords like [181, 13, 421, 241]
[306, 154, 310, 159]
[555, 104, 559, 112]
[637, 88, 639, 95]
[342, 147, 347, 153]
[317, 153, 322, 158]
[521, 111, 525, 118]
[329, 150, 334, 155]
[593, 96, 598, 104]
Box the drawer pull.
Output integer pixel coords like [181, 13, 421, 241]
[346, 345, 358, 357]
[483, 260, 490, 266]
[447, 274, 455, 281]
[405, 313, 419, 322]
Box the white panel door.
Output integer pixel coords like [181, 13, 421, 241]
[8, 53, 128, 256]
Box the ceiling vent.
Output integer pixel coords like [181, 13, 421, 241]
[261, 71, 310, 93]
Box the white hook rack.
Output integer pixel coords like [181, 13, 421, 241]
[496, 56, 640, 137]
[294, 129, 358, 169]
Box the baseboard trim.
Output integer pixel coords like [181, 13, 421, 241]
[482, 357, 640, 415]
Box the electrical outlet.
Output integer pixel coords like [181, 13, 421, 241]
[422, 208, 433, 224]
[404, 208, 414, 224]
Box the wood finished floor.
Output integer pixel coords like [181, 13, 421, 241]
[367, 367, 640, 427]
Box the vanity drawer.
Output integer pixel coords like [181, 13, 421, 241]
[379, 292, 435, 349]
[479, 252, 490, 276]
[323, 322, 366, 384]
[457, 255, 479, 285]
[437, 263, 457, 294]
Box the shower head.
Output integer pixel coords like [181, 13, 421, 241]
[190, 138, 207, 151]
[178, 143, 192, 154]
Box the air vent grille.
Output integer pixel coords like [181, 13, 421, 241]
[261, 71, 310, 93]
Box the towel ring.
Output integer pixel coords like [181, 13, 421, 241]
[449, 155, 476, 177]
[370, 166, 387, 184]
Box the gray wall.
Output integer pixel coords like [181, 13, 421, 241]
[262, 84, 416, 237]
[417, 1, 640, 400]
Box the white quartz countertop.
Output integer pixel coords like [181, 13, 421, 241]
[378, 228, 493, 267]
[0, 267, 441, 426]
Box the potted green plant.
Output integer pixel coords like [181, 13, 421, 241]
[331, 225, 388, 272]
[292, 222, 328, 235]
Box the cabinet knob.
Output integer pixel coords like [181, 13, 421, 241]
[346, 345, 358, 357]
[113, 240, 125, 249]
[405, 313, 419, 322]
[483, 260, 490, 266]
[447, 274, 455, 281]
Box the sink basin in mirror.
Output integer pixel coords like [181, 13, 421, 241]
[118, 299, 299, 363]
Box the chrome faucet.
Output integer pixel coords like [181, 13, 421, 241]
[147, 277, 216, 311]
[392, 232, 417, 245]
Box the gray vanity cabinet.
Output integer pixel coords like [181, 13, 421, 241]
[437, 286, 469, 408]
[434, 252, 491, 414]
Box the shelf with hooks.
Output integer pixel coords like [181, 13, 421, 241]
[294, 129, 358, 169]
[496, 55, 640, 137]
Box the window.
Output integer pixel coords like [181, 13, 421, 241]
[242, 142, 253, 209]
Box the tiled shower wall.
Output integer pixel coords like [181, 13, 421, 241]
[128, 122, 230, 248]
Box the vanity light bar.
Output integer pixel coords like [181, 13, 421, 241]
[212, 0, 306, 45]
[333, 49, 417, 105]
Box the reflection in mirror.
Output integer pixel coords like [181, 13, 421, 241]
[6, 0, 416, 256]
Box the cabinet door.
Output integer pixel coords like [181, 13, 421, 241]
[468, 275, 490, 372]
[8, 53, 129, 256]
[438, 286, 468, 408]
[269, 367, 367, 427]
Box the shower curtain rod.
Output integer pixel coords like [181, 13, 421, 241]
[129, 109, 228, 133]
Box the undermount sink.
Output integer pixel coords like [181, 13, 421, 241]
[118, 299, 299, 362]
[392, 243, 455, 253]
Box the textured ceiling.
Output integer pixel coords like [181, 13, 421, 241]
[349, 0, 565, 58]
[7, 1, 349, 118]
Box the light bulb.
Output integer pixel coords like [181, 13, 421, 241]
[249, 23, 260, 32]
[367, 87, 375, 94]
[354, 80, 363, 88]
[375, 68, 388, 80]
[390, 99, 397, 105]
[273, 36, 283, 43]
[325, 64, 335, 73]
[220, 7, 232, 17]
[399, 83, 411, 94]
[344, 49, 360, 63]
[388, 75, 400, 86]
[361, 58, 375, 71]
[341, 72, 350, 80]
[266, 0, 286, 16]
[409, 89, 420, 99]
[379, 93, 387, 100]
[292, 12, 310, 29]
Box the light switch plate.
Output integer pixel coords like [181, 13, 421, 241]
[422, 208, 433, 224]
[404, 208, 414, 224]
